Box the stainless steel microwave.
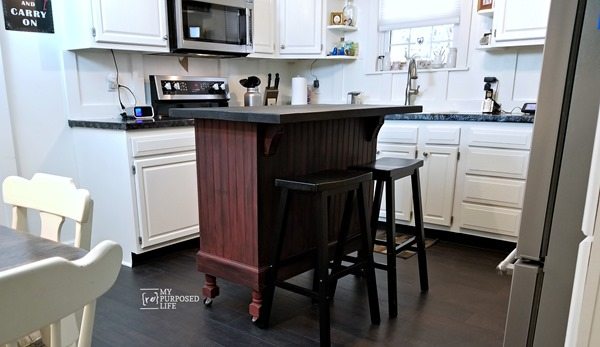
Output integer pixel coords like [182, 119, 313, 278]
[168, 0, 253, 56]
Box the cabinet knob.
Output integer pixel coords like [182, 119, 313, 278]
[280, 44, 285, 50]
[163, 35, 168, 40]
[376, 150, 381, 155]
[423, 152, 429, 157]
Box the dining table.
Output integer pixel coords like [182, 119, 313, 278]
[0, 225, 87, 272]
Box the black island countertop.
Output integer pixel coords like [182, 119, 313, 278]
[68, 107, 533, 130]
[169, 104, 423, 124]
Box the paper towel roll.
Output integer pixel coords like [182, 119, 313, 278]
[291, 76, 308, 105]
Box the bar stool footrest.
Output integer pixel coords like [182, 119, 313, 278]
[275, 280, 320, 300]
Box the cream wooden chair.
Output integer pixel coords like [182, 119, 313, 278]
[2, 173, 94, 347]
[2, 173, 93, 250]
[0, 240, 122, 347]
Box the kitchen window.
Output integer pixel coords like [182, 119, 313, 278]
[378, 0, 471, 68]
[389, 24, 454, 63]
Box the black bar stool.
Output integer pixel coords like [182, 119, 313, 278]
[351, 157, 429, 318]
[260, 169, 380, 346]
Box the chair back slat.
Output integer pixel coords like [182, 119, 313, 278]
[2, 173, 92, 250]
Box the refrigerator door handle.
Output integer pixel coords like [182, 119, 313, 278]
[504, 260, 544, 347]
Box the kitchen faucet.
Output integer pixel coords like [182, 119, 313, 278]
[405, 57, 420, 106]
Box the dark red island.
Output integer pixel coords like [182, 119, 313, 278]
[170, 104, 422, 320]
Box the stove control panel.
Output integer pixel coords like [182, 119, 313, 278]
[150, 75, 230, 101]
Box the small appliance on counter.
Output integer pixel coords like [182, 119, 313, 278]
[347, 91, 361, 104]
[149, 75, 229, 117]
[239, 76, 262, 107]
[481, 76, 501, 114]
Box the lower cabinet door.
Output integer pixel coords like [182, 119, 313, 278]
[419, 145, 458, 226]
[377, 144, 417, 222]
[133, 152, 199, 248]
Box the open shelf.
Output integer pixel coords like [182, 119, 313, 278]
[477, 8, 494, 16]
[326, 25, 358, 32]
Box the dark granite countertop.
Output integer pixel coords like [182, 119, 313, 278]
[68, 110, 533, 130]
[68, 117, 195, 130]
[169, 104, 423, 124]
[385, 112, 534, 123]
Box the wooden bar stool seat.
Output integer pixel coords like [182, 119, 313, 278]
[351, 157, 429, 318]
[260, 169, 381, 346]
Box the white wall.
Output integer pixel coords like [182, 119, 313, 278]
[289, 0, 543, 112]
[0, 37, 18, 226]
[0, 14, 77, 179]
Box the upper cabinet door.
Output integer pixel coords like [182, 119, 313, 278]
[279, 0, 322, 54]
[253, 0, 276, 54]
[91, 0, 168, 48]
[493, 0, 550, 43]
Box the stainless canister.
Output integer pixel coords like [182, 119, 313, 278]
[244, 87, 262, 107]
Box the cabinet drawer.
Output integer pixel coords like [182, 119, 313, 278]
[467, 126, 532, 149]
[130, 130, 195, 157]
[378, 124, 418, 144]
[465, 147, 530, 179]
[460, 203, 522, 236]
[462, 175, 526, 208]
[422, 125, 460, 145]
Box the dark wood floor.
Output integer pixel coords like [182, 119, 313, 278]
[93, 241, 512, 346]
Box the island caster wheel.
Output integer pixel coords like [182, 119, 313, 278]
[203, 298, 213, 307]
[252, 315, 269, 329]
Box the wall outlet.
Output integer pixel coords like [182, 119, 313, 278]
[107, 73, 117, 92]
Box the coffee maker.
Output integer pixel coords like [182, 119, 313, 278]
[481, 76, 501, 114]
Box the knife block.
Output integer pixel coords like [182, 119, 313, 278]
[264, 89, 279, 106]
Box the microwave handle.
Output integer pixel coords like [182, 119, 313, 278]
[246, 7, 253, 47]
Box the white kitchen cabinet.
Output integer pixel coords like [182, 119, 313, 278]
[71, 127, 199, 266]
[250, 0, 326, 58]
[253, 0, 276, 54]
[376, 123, 459, 227]
[459, 123, 533, 238]
[133, 152, 199, 248]
[378, 121, 533, 242]
[491, 0, 550, 47]
[376, 143, 416, 222]
[279, 0, 323, 55]
[419, 145, 458, 226]
[60, 0, 169, 52]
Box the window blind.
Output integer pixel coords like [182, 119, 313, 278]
[378, 0, 461, 31]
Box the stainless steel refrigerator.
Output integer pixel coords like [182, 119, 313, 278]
[503, 0, 600, 346]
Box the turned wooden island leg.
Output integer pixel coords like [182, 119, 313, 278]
[249, 290, 263, 322]
[202, 274, 220, 306]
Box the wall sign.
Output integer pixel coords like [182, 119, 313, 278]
[3, 0, 53, 33]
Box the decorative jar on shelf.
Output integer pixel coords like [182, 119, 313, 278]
[343, 0, 356, 27]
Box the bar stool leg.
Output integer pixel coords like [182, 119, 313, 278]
[314, 193, 331, 346]
[370, 179, 384, 239]
[330, 190, 355, 297]
[259, 188, 290, 328]
[411, 170, 429, 292]
[357, 183, 381, 325]
[384, 177, 398, 318]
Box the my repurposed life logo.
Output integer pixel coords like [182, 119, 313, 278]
[140, 288, 201, 310]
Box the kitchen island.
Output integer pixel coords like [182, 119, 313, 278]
[170, 104, 421, 319]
